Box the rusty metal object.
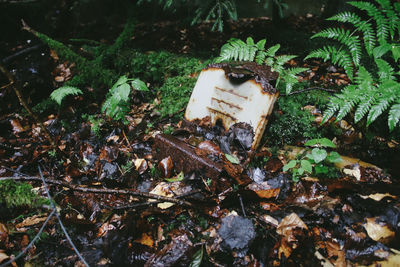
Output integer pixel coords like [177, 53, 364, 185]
[185, 62, 279, 150]
[153, 134, 224, 178]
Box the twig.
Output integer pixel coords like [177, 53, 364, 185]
[287, 87, 337, 95]
[0, 62, 55, 146]
[0, 209, 56, 267]
[238, 193, 246, 217]
[0, 175, 193, 207]
[2, 44, 43, 64]
[38, 167, 89, 267]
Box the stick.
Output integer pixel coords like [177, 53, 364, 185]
[38, 167, 89, 267]
[0, 62, 55, 146]
[287, 87, 337, 95]
[0, 176, 193, 207]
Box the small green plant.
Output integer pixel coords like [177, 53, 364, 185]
[50, 86, 83, 105]
[48, 149, 57, 158]
[101, 75, 149, 123]
[283, 138, 342, 181]
[82, 114, 105, 137]
[216, 37, 307, 94]
[0, 180, 48, 209]
[306, 0, 400, 130]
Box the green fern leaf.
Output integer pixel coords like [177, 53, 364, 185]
[388, 103, 400, 131]
[265, 44, 280, 57]
[50, 86, 83, 105]
[367, 98, 391, 126]
[375, 58, 395, 81]
[349, 1, 389, 45]
[312, 28, 362, 66]
[355, 95, 375, 122]
[328, 12, 376, 54]
[376, 0, 400, 39]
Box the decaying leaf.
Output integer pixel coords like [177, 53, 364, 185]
[276, 213, 308, 242]
[0, 250, 9, 264]
[363, 217, 395, 244]
[135, 233, 154, 247]
[16, 214, 48, 230]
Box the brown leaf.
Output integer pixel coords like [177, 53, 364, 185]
[135, 233, 154, 247]
[247, 182, 280, 199]
[16, 215, 48, 229]
[135, 158, 148, 174]
[0, 224, 9, 249]
[0, 249, 9, 264]
[276, 213, 308, 242]
[364, 217, 395, 244]
[10, 119, 24, 134]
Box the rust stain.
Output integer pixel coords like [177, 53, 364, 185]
[215, 86, 248, 100]
[207, 107, 237, 122]
[211, 97, 243, 111]
[153, 134, 224, 178]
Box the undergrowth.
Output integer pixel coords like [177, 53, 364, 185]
[266, 90, 341, 146]
[0, 180, 48, 209]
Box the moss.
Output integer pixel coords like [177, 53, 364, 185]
[266, 90, 340, 146]
[157, 75, 196, 117]
[0, 180, 48, 209]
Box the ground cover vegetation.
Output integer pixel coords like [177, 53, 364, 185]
[0, 0, 400, 266]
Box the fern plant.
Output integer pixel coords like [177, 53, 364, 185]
[101, 75, 149, 123]
[216, 37, 307, 94]
[50, 86, 83, 105]
[306, 0, 400, 131]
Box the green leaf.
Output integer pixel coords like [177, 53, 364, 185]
[392, 44, 400, 61]
[300, 160, 313, 173]
[311, 148, 328, 163]
[326, 152, 342, 163]
[283, 160, 297, 171]
[225, 153, 240, 164]
[256, 39, 266, 50]
[131, 78, 149, 91]
[373, 43, 392, 58]
[315, 165, 329, 174]
[165, 171, 185, 182]
[50, 86, 83, 105]
[305, 138, 336, 148]
[114, 75, 128, 87]
[189, 247, 204, 267]
[298, 167, 304, 175]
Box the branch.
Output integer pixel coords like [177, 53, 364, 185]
[0, 62, 55, 146]
[0, 176, 194, 207]
[38, 167, 89, 267]
[287, 87, 337, 95]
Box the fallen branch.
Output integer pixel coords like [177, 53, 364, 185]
[287, 87, 337, 95]
[38, 167, 89, 267]
[0, 175, 194, 207]
[0, 62, 55, 146]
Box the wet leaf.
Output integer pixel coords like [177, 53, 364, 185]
[305, 138, 336, 148]
[135, 233, 154, 247]
[165, 171, 184, 182]
[283, 160, 297, 171]
[300, 160, 312, 173]
[0, 250, 9, 263]
[326, 152, 342, 163]
[189, 247, 203, 267]
[364, 217, 395, 244]
[158, 156, 174, 178]
[312, 148, 327, 163]
[225, 153, 239, 164]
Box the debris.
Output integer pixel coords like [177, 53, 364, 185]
[218, 215, 256, 255]
[153, 134, 224, 178]
[185, 62, 279, 149]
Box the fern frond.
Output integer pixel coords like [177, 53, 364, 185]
[349, 1, 389, 44]
[355, 95, 376, 122]
[305, 46, 354, 80]
[281, 67, 308, 94]
[388, 102, 400, 131]
[312, 28, 362, 66]
[328, 12, 376, 54]
[216, 38, 258, 62]
[376, 0, 400, 39]
[375, 58, 395, 81]
[50, 86, 83, 105]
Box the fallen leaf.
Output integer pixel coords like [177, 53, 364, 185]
[364, 217, 395, 244]
[0, 249, 9, 264]
[276, 213, 308, 242]
[158, 156, 173, 178]
[135, 233, 154, 247]
[16, 215, 48, 229]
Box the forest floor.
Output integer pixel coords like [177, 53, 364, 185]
[0, 14, 400, 266]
